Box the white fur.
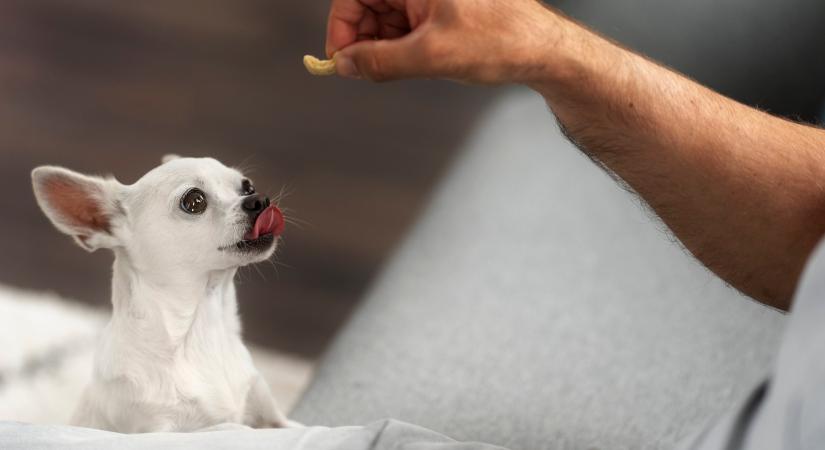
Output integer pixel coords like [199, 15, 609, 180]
[31, 156, 294, 432]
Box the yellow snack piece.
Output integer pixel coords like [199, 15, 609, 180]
[303, 54, 337, 76]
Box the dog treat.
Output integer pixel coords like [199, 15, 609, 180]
[303, 54, 337, 76]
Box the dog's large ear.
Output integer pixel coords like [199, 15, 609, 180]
[31, 166, 125, 252]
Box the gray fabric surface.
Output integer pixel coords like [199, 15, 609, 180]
[0, 419, 506, 450]
[741, 239, 825, 450]
[681, 239, 825, 450]
[292, 90, 786, 450]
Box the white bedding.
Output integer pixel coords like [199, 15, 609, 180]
[0, 284, 312, 424]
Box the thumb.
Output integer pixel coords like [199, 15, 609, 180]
[336, 36, 432, 82]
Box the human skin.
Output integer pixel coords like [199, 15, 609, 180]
[325, 0, 825, 311]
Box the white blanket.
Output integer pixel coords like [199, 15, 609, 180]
[0, 419, 507, 450]
[0, 284, 311, 424]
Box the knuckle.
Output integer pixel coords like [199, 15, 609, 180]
[365, 51, 390, 82]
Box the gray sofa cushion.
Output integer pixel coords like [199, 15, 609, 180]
[292, 90, 786, 450]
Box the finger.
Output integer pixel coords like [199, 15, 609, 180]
[357, 8, 379, 38]
[380, 9, 409, 28]
[358, 0, 393, 13]
[385, 0, 406, 11]
[326, 0, 402, 57]
[336, 32, 434, 82]
[326, 0, 369, 57]
[377, 10, 410, 39]
[379, 23, 409, 40]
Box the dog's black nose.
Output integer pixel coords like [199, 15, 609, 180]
[242, 194, 270, 215]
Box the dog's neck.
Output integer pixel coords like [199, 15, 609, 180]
[108, 249, 240, 347]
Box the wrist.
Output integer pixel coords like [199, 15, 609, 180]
[520, 12, 615, 104]
[503, 2, 570, 89]
[473, 2, 570, 86]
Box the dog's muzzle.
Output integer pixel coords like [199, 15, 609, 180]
[242, 194, 285, 241]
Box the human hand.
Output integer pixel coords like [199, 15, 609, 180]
[325, 0, 563, 83]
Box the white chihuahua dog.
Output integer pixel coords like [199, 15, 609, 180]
[31, 155, 295, 432]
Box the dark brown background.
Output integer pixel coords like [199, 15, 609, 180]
[0, 0, 497, 357]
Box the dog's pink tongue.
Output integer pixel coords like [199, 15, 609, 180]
[244, 205, 285, 240]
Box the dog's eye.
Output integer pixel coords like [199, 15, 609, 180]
[180, 188, 208, 215]
[241, 179, 255, 196]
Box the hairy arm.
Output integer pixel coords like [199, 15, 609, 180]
[530, 15, 825, 310]
[326, 0, 825, 309]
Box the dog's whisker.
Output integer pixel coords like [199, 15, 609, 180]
[263, 258, 281, 280]
[282, 214, 310, 224]
[251, 262, 267, 281]
[269, 255, 292, 269]
[271, 184, 295, 205]
[234, 155, 258, 176]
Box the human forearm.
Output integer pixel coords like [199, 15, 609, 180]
[527, 16, 825, 309]
[324, 0, 825, 309]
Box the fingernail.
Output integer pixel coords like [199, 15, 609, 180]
[335, 54, 361, 79]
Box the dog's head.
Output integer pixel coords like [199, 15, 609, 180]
[31, 155, 283, 273]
